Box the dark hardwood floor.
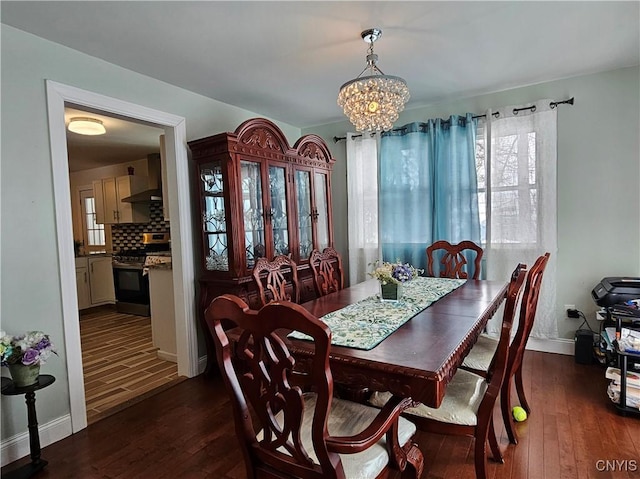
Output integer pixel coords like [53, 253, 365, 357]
[3, 351, 639, 478]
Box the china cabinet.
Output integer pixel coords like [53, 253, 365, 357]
[189, 118, 335, 373]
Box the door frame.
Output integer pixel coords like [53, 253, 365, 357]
[45, 80, 199, 433]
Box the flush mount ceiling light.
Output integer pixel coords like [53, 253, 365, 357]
[67, 117, 106, 136]
[337, 28, 410, 132]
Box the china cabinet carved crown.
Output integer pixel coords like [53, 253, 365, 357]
[189, 118, 336, 371]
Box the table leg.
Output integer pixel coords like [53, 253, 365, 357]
[25, 391, 44, 465]
[4, 392, 48, 479]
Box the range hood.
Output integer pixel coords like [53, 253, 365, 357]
[121, 188, 162, 203]
[121, 153, 163, 203]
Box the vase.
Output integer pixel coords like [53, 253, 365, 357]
[380, 282, 403, 302]
[7, 363, 40, 387]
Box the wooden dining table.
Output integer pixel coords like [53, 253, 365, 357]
[290, 278, 508, 409]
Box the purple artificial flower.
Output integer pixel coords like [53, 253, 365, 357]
[35, 337, 51, 351]
[392, 264, 414, 282]
[21, 348, 40, 366]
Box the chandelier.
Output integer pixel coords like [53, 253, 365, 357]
[337, 28, 410, 132]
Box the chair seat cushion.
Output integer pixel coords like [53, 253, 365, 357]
[263, 393, 417, 479]
[461, 334, 498, 372]
[369, 369, 487, 426]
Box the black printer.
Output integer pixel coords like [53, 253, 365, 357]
[592, 277, 640, 308]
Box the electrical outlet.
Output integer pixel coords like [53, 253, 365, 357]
[564, 304, 577, 319]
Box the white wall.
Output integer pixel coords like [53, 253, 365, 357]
[0, 24, 300, 442]
[307, 65, 640, 341]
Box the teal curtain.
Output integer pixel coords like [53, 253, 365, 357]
[379, 114, 481, 272]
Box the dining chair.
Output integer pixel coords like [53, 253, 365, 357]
[426, 240, 484, 280]
[309, 247, 344, 297]
[369, 262, 527, 479]
[252, 254, 300, 307]
[204, 294, 424, 479]
[461, 252, 550, 445]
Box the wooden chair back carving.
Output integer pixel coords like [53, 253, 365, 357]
[204, 294, 424, 479]
[252, 255, 300, 306]
[309, 248, 344, 297]
[426, 240, 484, 280]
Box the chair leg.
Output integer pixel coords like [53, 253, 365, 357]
[488, 416, 504, 463]
[501, 377, 518, 445]
[405, 443, 424, 479]
[473, 430, 489, 479]
[514, 367, 530, 414]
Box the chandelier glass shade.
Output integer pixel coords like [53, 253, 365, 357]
[68, 117, 106, 136]
[337, 29, 409, 132]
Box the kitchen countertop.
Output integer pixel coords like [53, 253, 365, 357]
[144, 255, 172, 272]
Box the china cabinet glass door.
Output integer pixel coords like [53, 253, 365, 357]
[200, 162, 228, 271]
[268, 165, 290, 256]
[241, 160, 265, 268]
[296, 170, 313, 260]
[314, 172, 330, 251]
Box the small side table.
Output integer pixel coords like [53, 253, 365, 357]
[1, 374, 55, 479]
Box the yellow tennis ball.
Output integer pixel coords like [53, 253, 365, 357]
[512, 406, 527, 422]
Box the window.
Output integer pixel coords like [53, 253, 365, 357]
[80, 189, 106, 253]
[476, 120, 544, 245]
[476, 102, 558, 339]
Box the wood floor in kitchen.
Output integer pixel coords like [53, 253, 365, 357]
[79, 306, 183, 424]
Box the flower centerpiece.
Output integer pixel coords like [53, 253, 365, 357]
[369, 261, 422, 301]
[1, 331, 57, 387]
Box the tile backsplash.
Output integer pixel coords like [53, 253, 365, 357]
[111, 203, 170, 252]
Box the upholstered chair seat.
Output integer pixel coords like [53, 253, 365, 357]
[264, 393, 418, 479]
[370, 368, 488, 427]
[462, 335, 498, 371]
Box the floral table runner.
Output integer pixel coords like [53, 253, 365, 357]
[290, 277, 466, 350]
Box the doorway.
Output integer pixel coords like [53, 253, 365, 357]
[69, 119, 180, 423]
[46, 81, 199, 433]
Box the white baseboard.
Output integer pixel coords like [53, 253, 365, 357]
[157, 350, 177, 363]
[526, 337, 575, 356]
[1, 414, 72, 467]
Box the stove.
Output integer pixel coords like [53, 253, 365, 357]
[113, 232, 171, 315]
[113, 249, 146, 269]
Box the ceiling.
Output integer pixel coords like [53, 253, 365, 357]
[65, 108, 164, 172]
[3, 1, 639, 169]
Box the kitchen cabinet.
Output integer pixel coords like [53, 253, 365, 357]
[189, 118, 335, 373]
[75, 258, 91, 310]
[75, 256, 115, 310]
[88, 256, 116, 304]
[93, 175, 150, 224]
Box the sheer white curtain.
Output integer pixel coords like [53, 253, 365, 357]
[481, 101, 558, 338]
[346, 132, 379, 285]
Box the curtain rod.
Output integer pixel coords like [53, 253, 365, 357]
[333, 97, 575, 143]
